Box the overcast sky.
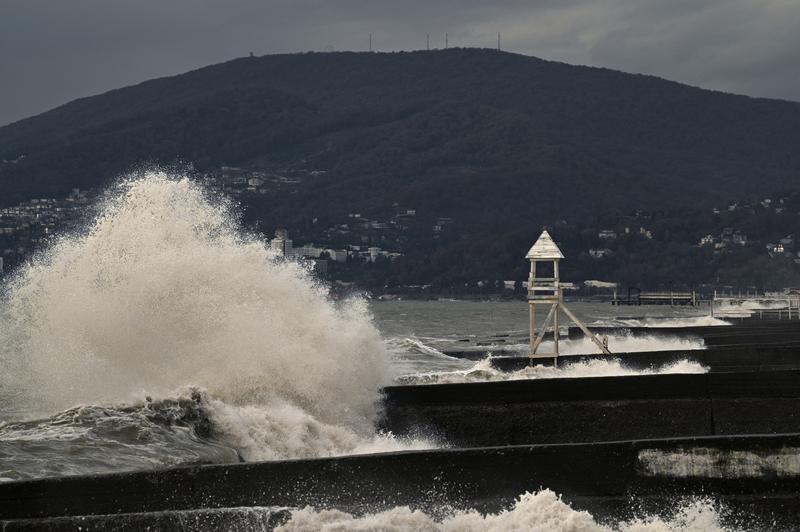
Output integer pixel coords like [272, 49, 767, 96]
[1, 0, 799, 126]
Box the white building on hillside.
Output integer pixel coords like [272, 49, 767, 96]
[270, 229, 293, 257]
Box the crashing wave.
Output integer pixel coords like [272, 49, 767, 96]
[0, 387, 433, 481]
[396, 357, 707, 385]
[0, 171, 433, 480]
[277, 490, 733, 532]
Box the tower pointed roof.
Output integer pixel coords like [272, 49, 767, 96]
[525, 230, 564, 260]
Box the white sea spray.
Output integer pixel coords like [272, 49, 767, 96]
[277, 489, 734, 532]
[0, 171, 432, 463]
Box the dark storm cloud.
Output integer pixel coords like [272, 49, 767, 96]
[1, 0, 799, 126]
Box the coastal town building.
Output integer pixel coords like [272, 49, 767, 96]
[589, 248, 613, 259]
[699, 235, 715, 247]
[270, 229, 293, 257]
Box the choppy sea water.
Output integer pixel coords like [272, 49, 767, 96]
[375, 300, 717, 381]
[0, 172, 756, 530]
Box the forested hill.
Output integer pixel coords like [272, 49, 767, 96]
[2, 49, 800, 290]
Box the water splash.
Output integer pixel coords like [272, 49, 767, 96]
[396, 357, 707, 385]
[616, 316, 731, 327]
[277, 490, 734, 531]
[537, 333, 706, 355]
[393, 332, 706, 359]
[0, 171, 414, 473]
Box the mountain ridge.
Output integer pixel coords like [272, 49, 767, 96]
[3, 49, 800, 214]
[2, 48, 800, 288]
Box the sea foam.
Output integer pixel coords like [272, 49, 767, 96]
[278, 490, 733, 532]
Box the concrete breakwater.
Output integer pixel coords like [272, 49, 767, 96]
[488, 344, 800, 372]
[443, 322, 800, 360]
[2, 508, 292, 532]
[381, 369, 800, 446]
[3, 434, 800, 530]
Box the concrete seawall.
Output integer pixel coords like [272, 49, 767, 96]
[443, 322, 800, 360]
[488, 344, 800, 372]
[381, 369, 800, 446]
[2, 508, 292, 531]
[3, 434, 800, 530]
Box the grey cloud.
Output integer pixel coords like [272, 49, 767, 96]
[1, 0, 798, 126]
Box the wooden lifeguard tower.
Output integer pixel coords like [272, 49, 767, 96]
[526, 230, 611, 362]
